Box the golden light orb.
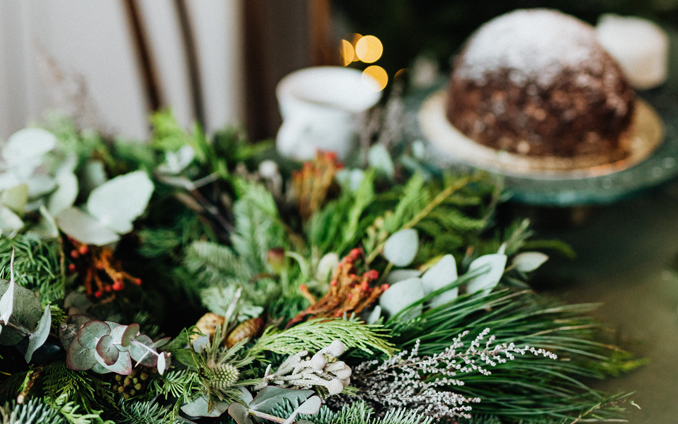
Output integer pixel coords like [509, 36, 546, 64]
[355, 35, 383, 63]
[340, 39, 355, 66]
[362, 65, 388, 91]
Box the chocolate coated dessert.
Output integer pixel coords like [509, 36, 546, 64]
[446, 9, 635, 160]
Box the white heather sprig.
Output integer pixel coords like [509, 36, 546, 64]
[350, 328, 557, 420]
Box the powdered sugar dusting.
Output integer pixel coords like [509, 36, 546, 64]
[456, 9, 605, 86]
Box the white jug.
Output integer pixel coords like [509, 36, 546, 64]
[276, 66, 382, 161]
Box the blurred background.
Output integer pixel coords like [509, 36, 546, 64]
[2, 0, 678, 141]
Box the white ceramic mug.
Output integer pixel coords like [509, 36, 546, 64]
[276, 66, 382, 161]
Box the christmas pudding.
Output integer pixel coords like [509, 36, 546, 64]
[446, 9, 636, 164]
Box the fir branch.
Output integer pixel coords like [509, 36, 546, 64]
[273, 400, 433, 424]
[250, 317, 394, 358]
[0, 399, 66, 424]
[116, 399, 182, 424]
[42, 362, 115, 413]
[148, 370, 201, 405]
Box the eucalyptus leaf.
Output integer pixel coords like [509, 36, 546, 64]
[379, 277, 425, 320]
[95, 335, 120, 365]
[181, 395, 230, 418]
[37, 205, 59, 238]
[227, 402, 251, 424]
[110, 323, 139, 350]
[57, 207, 120, 246]
[96, 350, 132, 375]
[3, 128, 57, 165]
[1, 184, 29, 214]
[466, 254, 507, 295]
[86, 170, 154, 234]
[249, 387, 314, 414]
[48, 172, 78, 217]
[25, 305, 51, 362]
[0, 206, 24, 232]
[421, 254, 459, 308]
[130, 335, 158, 366]
[0, 276, 43, 346]
[383, 229, 419, 267]
[368, 144, 395, 178]
[512, 252, 549, 273]
[0, 253, 15, 325]
[283, 396, 322, 424]
[157, 352, 168, 374]
[367, 305, 382, 324]
[66, 339, 98, 371]
[77, 320, 111, 350]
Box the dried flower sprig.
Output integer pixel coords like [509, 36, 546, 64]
[288, 248, 387, 328]
[255, 340, 351, 395]
[292, 151, 342, 221]
[349, 328, 558, 420]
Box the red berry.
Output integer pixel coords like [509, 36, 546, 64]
[347, 292, 353, 300]
[299, 284, 307, 291]
[105, 285, 113, 292]
[133, 278, 142, 286]
[364, 270, 379, 280]
[70, 250, 79, 258]
[330, 280, 338, 287]
[112, 280, 124, 291]
[78, 245, 89, 255]
[349, 248, 361, 260]
[360, 281, 369, 292]
[68, 264, 76, 272]
[325, 151, 337, 162]
[94, 291, 103, 298]
[380, 284, 390, 292]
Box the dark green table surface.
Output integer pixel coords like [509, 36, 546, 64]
[530, 180, 678, 423]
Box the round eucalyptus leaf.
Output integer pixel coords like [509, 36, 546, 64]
[66, 339, 97, 371]
[383, 229, 419, 267]
[25, 305, 52, 363]
[95, 350, 132, 375]
[379, 277, 425, 320]
[466, 254, 508, 295]
[182, 395, 230, 418]
[0, 279, 43, 346]
[421, 254, 459, 308]
[96, 335, 119, 365]
[227, 402, 251, 424]
[386, 269, 421, 285]
[130, 335, 157, 366]
[77, 320, 110, 350]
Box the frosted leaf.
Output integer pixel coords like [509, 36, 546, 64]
[87, 170, 154, 234]
[48, 173, 78, 217]
[383, 229, 419, 267]
[0, 206, 24, 232]
[27, 175, 56, 198]
[57, 208, 119, 246]
[0, 184, 28, 214]
[466, 254, 507, 295]
[367, 305, 382, 324]
[3, 128, 57, 165]
[158, 145, 195, 174]
[421, 254, 459, 308]
[379, 277, 424, 320]
[512, 252, 549, 272]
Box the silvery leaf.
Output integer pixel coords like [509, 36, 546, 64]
[386, 269, 421, 285]
[48, 172, 78, 217]
[3, 129, 57, 165]
[367, 305, 382, 324]
[158, 145, 195, 174]
[80, 160, 108, 198]
[379, 277, 424, 320]
[383, 229, 419, 267]
[1, 184, 28, 214]
[0, 251, 15, 324]
[57, 208, 119, 246]
[316, 253, 339, 280]
[466, 254, 507, 295]
[422, 254, 458, 308]
[368, 144, 395, 178]
[25, 305, 51, 362]
[27, 175, 56, 198]
[0, 206, 24, 232]
[512, 252, 549, 273]
[37, 205, 59, 238]
[0, 174, 21, 192]
[181, 395, 230, 418]
[87, 170, 154, 234]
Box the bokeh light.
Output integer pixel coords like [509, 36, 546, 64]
[362, 65, 388, 91]
[355, 35, 383, 63]
[340, 39, 355, 66]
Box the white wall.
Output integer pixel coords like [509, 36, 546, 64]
[0, 0, 244, 140]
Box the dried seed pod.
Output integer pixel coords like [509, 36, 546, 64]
[225, 317, 265, 348]
[194, 313, 225, 342]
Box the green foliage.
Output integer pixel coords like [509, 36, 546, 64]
[0, 234, 64, 305]
[251, 317, 394, 358]
[148, 369, 202, 407]
[47, 393, 112, 424]
[116, 399, 182, 424]
[0, 399, 66, 424]
[389, 288, 639, 421]
[42, 361, 116, 412]
[273, 400, 434, 424]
